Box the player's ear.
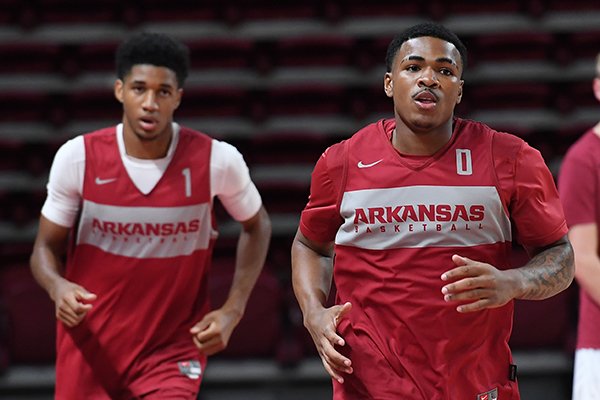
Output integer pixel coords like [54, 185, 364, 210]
[593, 77, 600, 103]
[384, 72, 393, 98]
[114, 79, 124, 103]
[456, 80, 464, 104]
[174, 88, 183, 110]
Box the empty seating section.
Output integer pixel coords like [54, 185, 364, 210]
[273, 36, 355, 68]
[0, 0, 597, 369]
[0, 264, 56, 364]
[468, 32, 556, 65]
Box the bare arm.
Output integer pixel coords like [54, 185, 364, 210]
[30, 215, 97, 327]
[441, 235, 574, 312]
[567, 223, 600, 304]
[291, 229, 353, 383]
[191, 206, 271, 355]
[514, 235, 574, 300]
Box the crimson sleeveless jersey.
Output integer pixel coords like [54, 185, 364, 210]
[301, 118, 567, 400]
[56, 126, 216, 399]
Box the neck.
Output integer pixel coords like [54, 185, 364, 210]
[391, 121, 454, 156]
[594, 121, 600, 138]
[122, 125, 173, 160]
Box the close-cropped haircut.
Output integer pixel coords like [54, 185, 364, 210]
[115, 32, 190, 87]
[385, 22, 468, 75]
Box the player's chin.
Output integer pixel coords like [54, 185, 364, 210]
[134, 128, 162, 142]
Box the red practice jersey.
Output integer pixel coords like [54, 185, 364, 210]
[558, 128, 600, 350]
[300, 118, 567, 399]
[56, 127, 215, 399]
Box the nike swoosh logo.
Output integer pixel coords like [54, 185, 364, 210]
[357, 159, 383, 168]
[95, 177, 117, 185]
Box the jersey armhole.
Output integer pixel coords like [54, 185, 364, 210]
[331, 140, 349, 215]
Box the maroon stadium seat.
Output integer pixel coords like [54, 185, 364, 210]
[508, 247, 577, 350]
[208, 258, 283, 358]
[273, 36, 355, 68]
[0, 264, 56, 364]
[469, 32, 556, 65]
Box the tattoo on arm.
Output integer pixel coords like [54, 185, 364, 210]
[516, 242, 574, 300]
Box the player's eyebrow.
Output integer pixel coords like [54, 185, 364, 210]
[404, 55, 457, 67]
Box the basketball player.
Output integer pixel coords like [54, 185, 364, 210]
[292, 22, 574, 399]
[558, 53, 600, 400]
[30, 32, 271, 399]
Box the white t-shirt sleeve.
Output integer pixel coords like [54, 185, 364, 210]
[210, 139, 262, 222]
[41, 136, 85, 228]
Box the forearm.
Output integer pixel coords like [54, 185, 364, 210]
[291, 232, 334, 322]
[513, 241, 574, 300]
[222, 207, 271, 317]
[573, 254, 600, 306]
[30, 244, 67, 301]
[30, 217, 71, 301]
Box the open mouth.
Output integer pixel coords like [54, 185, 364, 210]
[413, 90, 438, 109]
[139, 116, 158, 131]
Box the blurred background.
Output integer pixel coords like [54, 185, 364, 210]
[0, 0, 599, 399]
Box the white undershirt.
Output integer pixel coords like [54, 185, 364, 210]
[41, 123, 262, 227]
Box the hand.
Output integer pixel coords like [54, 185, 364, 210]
[190, 308, 241, 356]
[441, 254, 518, 313]
[304, 302, 353, 384]
[51, 279, 97, 327]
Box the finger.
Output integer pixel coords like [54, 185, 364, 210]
[197, 341, 226, 356]
[63, 294, 91, 314]
[320, 339, 352, 373]
[444, 288, 490, 303]
[190, 315, 214, 334]
[75, 289, 97, 302]
[441, 263, 482, 282]
[57, 302, 80, 321]
[74, 303, 93, 315]
[320, 355, 349, 384]
[334, 302, 352, 327]
[57, 309, 80, 327]
[193, 335, 225, 355]
[326, 330, 347, 347]
[454, 298, 492, 313]
[193, 322, 218, 342]
[442, 276, 486, 295]
[451, 254, 469, 266]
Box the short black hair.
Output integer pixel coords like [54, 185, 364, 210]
[115, 32, 190, 87]
[385, 22, 468, 74]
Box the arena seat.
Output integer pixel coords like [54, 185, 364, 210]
[208, 257, 284, 358]
[264, 84, 348, 118]
[32, 0, 123, 24]
[0, 92, 55, 123]
[67, 89, 122, 121]
[544, 0, 600, 12]
[0, 264, 56, 364]
[508, 246, 577, 351]
[254, 181, 310, 214]
[222, 0, 322, 23]
[187, 38, 255, 70]
[273, 36, 355, 69]
[0, 42, 62, 74]
[563, 30, 600, 62]
[341, 0, 421, 18]
[177, 87, 250, 119]
[75, 41, 121, 75]
[246, 131, 331, 165]
[440, 0, 525, 16]
[469, 32, 556, 65]
[467, 82, 553, 111]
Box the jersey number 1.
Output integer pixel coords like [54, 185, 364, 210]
[182, 168, 192, 197]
